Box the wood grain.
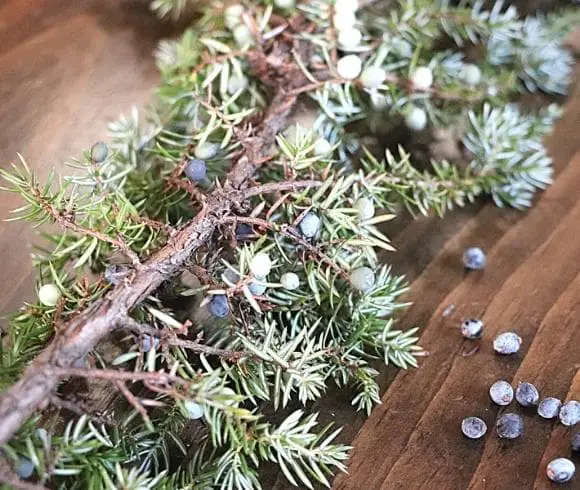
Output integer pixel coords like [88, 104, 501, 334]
[1, 2, 580, 489]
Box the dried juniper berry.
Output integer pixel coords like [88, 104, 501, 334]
[90, 141, 109, 163]
[209, 295, 229, 318]
[461, 417, 487, 439]
[496, 413, 524, 439]
[493, 332, 522, 355]
[537, 397, 562, 419]
[184, 158, 207, 182]
[460, 318, 484, 339]
[515, 382, 540, 407]
[489, 380, 513, 406]
[572, 432, 580, 453]
[546, 458, 575, 483]
[462, 247, 486, 270]
[559, 400, 580, 426]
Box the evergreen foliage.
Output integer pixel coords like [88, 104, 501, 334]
[0, 0, 576, 488]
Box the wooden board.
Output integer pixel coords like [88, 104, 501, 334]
[1, 2, 580, 489]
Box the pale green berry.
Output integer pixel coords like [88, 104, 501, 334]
[355, 197, 375, 220]
[350, 266, 375, 292]
[90, 141, 109, 163]
[411, 66, 433, 90]
[274, 0, 295, 8]
[227, 74, 248, 94]
[194, 142, 219, 160]
[360, 66, 386, 90]
[337, 28, 362, 50]
[461, 64, 482, 86]
[183, 400, 204, 419]
[280, 272, 300, 290]
[225, 4, 244, 30]
[233, 24, 254, 47]
[38, 284, 61, 307]
[250, 253, 272, 278]
[333, 10, 356, 30]
[405, 107, 427, 131]
[314, 138, 332, 156]
[337, 55, 362, 80]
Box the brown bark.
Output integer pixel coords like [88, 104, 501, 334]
[0, 72, 301, 446]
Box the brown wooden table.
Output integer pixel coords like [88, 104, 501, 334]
[1, 2, 579, 489]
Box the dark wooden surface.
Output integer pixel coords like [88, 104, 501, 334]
[1, 2, 580, 489]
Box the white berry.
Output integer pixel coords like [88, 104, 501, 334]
[194, 142, 219, 160]
[337, 55, 362, 80]
[233, 24, 254, 47]
[225, 4, 244, 30]
[227, 74, 248, 94]
[314, 138, 332, 156]
[360, 66, 386, 89]
[461, 64, 482, 86]
[350, 266, 375, 292]
[281, 272, 300, 290]
[405, 106, 428, 131]
[560, 400, 580, 426]
[546, 458, 575, 483]
[337, 28, 362, 50]
[335, 0, 358, 12]
[333, 10, 357, 30]
[250, 252, 272, 278]
[274, 0, 295, 8]
[38, 284, 62, 307]
[183, 400, 204, 420]
[355, 197, 375, 220]
[411, 66, 433, 90]
[299, 212, 321, 238]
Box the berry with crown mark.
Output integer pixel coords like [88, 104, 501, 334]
[209, 295, 229, 318]
[559, 400, 580, 426]
[493, 332, 522, 355]
[462, 247, 486, 270]
[496, 413, 524, 439]
[90, 141, 109, 163]
[538, 397, 562, 419]
[461, 416, 487, 439]
[489, 380, 513, 406]
[515, 382, 540, 407]
[546, 458, 575, 483]
[460, 318, 484, 339]
[299, 212, 321, 238]
[184, 159, 207, 182]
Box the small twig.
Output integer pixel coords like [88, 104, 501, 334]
[49, 396, 113, 426]
[121, 318, 249, 361]
[44, 367, 191, 387]
[114, 380, 150, 423]
[32, 188, 141, 266]
[241, 179, 321, 198]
